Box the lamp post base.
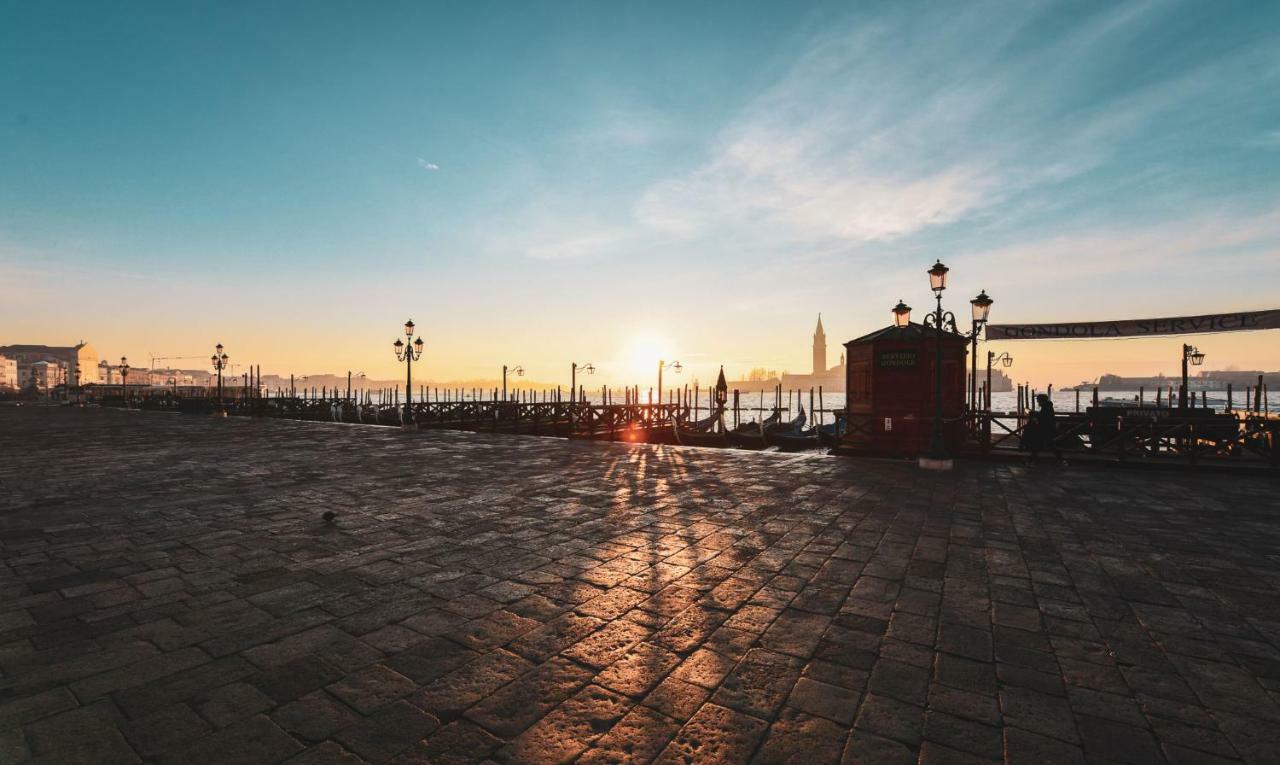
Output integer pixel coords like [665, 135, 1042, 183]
[918, 456, 954, 471]
[400, 423, 418, 432]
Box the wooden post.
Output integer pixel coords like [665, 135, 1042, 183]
[1227, 383, 1233, 413]
[1257, 375, 1264, 413]
[1075, 388, 1080, 413]
[734, 389, 740, 429]
[1140, 386, 1144, 407]
[1092, 387, 1099, 408]
[818, 386, 824, 425]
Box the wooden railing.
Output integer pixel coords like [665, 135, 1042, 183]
[965, 409, 1278, 468]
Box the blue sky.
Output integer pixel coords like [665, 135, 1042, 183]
[2, 0, 1278, 385]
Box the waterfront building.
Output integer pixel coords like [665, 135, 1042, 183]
[18, 360, 66, 392]
[147, 368, 213, 387]
[100, 360, 151, 386]
[0, 342, 101, 386]
[0, 355, 18, 391]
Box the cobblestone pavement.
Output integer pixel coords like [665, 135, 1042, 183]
[2, 407, 1279, 765]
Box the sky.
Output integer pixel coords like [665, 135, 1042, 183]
[2, 0, 1279, 388]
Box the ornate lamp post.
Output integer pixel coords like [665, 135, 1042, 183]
[986, 351, 1013, 411]
[120, 356, 130, 407]
[210, 344, 229, 417]
[921, 261, 953, 468]
[571, 362, 595, 403]
[915, 262, 992, 469]
[658, 359, 682, 405]
[1180, 344, 1205, 410]
[394, 320, 425, 430]
[969, 290, 993, 411]
[502, 364, 524, 402]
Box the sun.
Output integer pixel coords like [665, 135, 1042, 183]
[622, 334, 670, 382]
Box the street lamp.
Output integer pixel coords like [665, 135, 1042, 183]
[658, 359, 682, 406]
[892, 300, 912, 328]
[916, 261, 988, 470]
[395, 320, 425, 429]
[502, 364, 524, 402]
[968, 290, 994, 412]
[986, 351, 1013, 411]
[120, 356, 130, 407]
[1180, 344, 1205, 410]
[571, 362, 595, 403]
[211, 344, 229, 417]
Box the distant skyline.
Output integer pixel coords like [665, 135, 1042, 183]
[3, 0, 1278, 388]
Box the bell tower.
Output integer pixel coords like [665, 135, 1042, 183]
[813, 314, 826, 375]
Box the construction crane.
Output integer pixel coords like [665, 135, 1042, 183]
[149, 354, 209, 371]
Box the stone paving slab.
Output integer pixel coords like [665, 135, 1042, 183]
[2, 406, 1279, 764]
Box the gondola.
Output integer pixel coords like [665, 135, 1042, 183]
[673, 410, 730, 448]
[376, 405, 405, 427]
[763, 407, 816, 451]
[727, 410, 782, 449]
[817, 414, 846, 448]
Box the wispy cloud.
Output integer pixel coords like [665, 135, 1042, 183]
[417, 158, 440, 171]
[632, 1, 1263, 253]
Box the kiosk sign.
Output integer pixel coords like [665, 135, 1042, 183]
[877, 350, 918, 368]
[986, 309, 1280, 341]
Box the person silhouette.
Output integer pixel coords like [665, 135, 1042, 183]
[1028, 393, 1064, 464]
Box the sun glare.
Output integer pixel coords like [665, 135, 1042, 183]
[623, 334, 670, 381]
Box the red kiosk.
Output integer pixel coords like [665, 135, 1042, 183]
[840, 307, 969, 458]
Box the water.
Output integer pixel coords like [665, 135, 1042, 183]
[372, 386, 1279, 419]
[989, 389, 1279, 415]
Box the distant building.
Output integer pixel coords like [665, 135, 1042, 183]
[780, 315, 846, 392]
[0, 355, 18, 391]
[970, 368, 1013, 393]
[0, 342, 101, 386]
[147, 368, 212, 387]
[100, 360, 149, 386]
[19, 360, 66, 392]
[1096, 370, 1280, 391]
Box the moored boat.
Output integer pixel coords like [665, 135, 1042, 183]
[673, 410, 730, 447]
[728, 410, 781, 449]
[763, 407, 817, 451]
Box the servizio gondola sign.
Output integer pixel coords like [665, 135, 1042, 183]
[985, 309, 1280, 341]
